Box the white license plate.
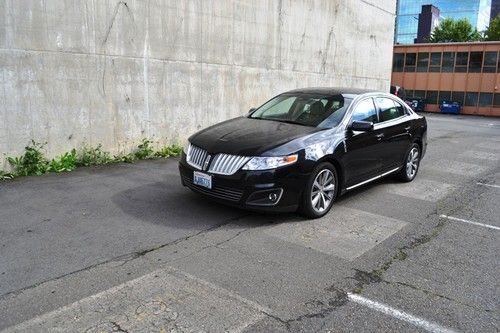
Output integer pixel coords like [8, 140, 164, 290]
[193, 171, 212, 189]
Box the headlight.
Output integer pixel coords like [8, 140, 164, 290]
[242, 154, 298, 170]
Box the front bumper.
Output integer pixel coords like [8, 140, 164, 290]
[178, 153, 310, 212]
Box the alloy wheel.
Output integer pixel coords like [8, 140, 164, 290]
[310, 169, 335, 213]
[406, 147, 419, 179]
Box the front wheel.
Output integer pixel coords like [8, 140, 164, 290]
[300, 162, 338, 219]
[399, 143, 420, 182]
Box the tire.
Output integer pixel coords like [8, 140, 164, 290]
[300, 162, 338, 219]
[399, 143, 421, 182]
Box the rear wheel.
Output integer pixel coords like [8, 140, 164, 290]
[300, 162, 338, 218]
[399, 143, 420, 182]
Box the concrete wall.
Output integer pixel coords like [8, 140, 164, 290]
[0, 0, 396, 170]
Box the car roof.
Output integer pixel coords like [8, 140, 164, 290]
[283, 87, 380, 97]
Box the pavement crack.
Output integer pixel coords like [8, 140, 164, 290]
[393, 280, 496, 314]
[272, 288, 349, 330]
[110, 321, 129, 333]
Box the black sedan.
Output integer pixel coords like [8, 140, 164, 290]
[179, 88, 427, 218]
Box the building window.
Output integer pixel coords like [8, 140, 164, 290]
[417, 52, 429, 72]
[451, 91, 465, 105]
[468, 52, 482, 73]
[405, 53, 416, 72]
[442, 52, 455, 72]
[494, 94, 500, 107]
[439, 91, 451, 103]
[393, 53, 404, 72]
[455, 52, 469, 72]
[426, 90, 438, 104]
[465, 92, 479, 107]
[414, 90, 426, 98]
[429, 52, 442, 72]
[483, 51, 497, 73]
[478, 93, 493, 107]
[406, 90, 414, 98]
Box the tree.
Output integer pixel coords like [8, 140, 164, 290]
[484, 15, 500, 41]
[429, 18, 482, 43]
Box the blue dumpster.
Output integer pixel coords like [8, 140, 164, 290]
[439, 101, 461, 114]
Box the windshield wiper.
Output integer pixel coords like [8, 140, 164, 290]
[254, 117, 308, 126]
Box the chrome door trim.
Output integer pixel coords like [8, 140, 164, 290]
[346, 167, 400, 191]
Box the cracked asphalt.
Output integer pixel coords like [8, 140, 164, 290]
[0, 113, 499, 332]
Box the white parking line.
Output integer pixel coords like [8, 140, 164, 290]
[348, 293, 456, 333]
[477, 182, 500, 189]
[440, 215, 500, 231]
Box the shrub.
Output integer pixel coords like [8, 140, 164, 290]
[77, 144, 112, 166]
[155, 144, 182, 158]
[7, 140, 49, 176]
[47, 149, 78, 172]
[134, 139, 155, 159]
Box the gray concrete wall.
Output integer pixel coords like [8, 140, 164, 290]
[0, 0, 396, 170]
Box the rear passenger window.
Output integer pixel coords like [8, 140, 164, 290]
[351, 99, 378, 123]
[376, 98, 405, 122]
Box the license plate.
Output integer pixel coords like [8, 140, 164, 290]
[193, 171, 212, 189]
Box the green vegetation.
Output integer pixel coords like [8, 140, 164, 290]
[48, 149, 78, 172]
[134, 139, 155, 159]
[1, 139, 182, 181]
[7, 140, 49, 176]
[429, 18, 482, 43]
[484, 15, 500, 41]
[77, 144, 113, 166]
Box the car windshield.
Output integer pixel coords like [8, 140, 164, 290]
[249, 93, 351, 128]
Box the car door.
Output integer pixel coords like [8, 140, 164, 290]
[343, 98, 385, 187]
[373, 97, 413, 170]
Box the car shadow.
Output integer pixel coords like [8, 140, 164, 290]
[111, 174, 301, 229]
[112, 173, 402, 229]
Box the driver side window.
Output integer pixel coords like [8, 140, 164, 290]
[351, 98, 378, 123]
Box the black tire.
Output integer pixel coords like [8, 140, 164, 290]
[300, 162, 338, 219]
[398, 143, 421, 182]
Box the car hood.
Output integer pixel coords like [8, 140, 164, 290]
[189, 117, 322, 156]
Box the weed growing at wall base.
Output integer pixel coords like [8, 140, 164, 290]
[1, 139, 182, 181]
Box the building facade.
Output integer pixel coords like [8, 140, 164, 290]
[395, 0, 492, 44]
[392, 42, 500, 116]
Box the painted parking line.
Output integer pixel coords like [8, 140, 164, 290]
[477, 182, 500, 189]
[347, 293, 456, 333]
[440, 215, 500, 231]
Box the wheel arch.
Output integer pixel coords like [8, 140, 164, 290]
[318, 155, 344, 194]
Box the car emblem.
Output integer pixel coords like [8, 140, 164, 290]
[203, 155, 211, 170]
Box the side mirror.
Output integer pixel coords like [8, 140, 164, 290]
[247, 108, 256, 115]
[349, 120, 373, 132]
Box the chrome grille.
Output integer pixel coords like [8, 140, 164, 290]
[186, 144, 209, 170]
[209, 154, 250, 175]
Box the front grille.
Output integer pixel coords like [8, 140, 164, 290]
[182, 175, 244, 202]
[186, 144, 209, 170]
[209, 154, 250, 175]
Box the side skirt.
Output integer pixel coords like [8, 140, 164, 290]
[345, 167, 401, 191]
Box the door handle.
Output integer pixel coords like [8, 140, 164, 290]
[404, 126, 411, 131]
[375, 133, 384, 141]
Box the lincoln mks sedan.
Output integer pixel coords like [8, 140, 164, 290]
[179, 88, 427, 218]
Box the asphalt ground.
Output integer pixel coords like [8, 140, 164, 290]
[0, 113, 499, 332]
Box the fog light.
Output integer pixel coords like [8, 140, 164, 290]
[246, 188, 284, 206]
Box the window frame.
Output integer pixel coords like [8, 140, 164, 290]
[374, 97, 409, 124]
[348, 97, 379, 124]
